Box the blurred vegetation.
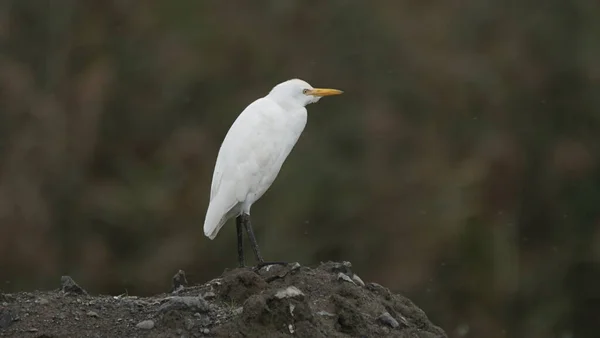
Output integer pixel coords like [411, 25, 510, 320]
[1, 1, 599, 337]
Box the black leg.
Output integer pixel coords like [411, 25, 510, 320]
[236, 216, 245, 268]
[241, 213, 287, 268]
[241, 213, 264, 263]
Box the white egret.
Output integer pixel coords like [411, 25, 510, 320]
[203, 79, 343, 267]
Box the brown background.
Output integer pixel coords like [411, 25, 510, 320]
[1, 1, 599, 337]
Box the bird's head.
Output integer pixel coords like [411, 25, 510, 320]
[268, 79, 343, 108]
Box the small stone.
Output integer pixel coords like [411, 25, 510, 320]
[60, 276, 87, 295]
[290, 262, 301, 270]
[261, 264, 276, 272]
[274, 286, 304, 299]
[202, 328, 210, 334]
[367, 282, 392, 298]
[202, 291, 216, 300]
[184, 318, 195, 330]
[171, 270, 188, 293]
[398, 314, 409, 326]
[38, 298, 49, 305]
[196, 314, 212, 327]
[0, 309, 16, 329]
[352, 274, 365, 287]
[337, 273, 355, 284]
[378, 312, 399, 328]
[87, 311, 99, 318]
[233, 306, 243, 316]
[316, 310, 336, 317]
[136, 319, 155, 330]
[27, 328, 39, 332]
[328, 261, 354, 275]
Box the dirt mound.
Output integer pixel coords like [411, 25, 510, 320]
[0, 261, 446, 338]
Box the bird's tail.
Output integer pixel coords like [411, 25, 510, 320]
[203, 194, 237, 240]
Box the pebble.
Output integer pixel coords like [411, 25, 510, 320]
[184, 318, 195, 330]
[367, 282, 391, 297]
[60, 276, 87, 295]
[330, 261, 353, 275]
[316, 310, 336, 317]
[38, 298, 49, 305]
[136, 319, 155, 330]
[0, 308, 18, 331]
[275, 286, 304, 299]
[352, 274, 366, 287]
[233, 307, 243, 316]
[86, 311, 99, 318]
[337, 273, 355, 285]
[196, 313, 212, 327]
[202, 328, 210, 334]
[378, 312, 400, 328]
[171, 270, 187, 294]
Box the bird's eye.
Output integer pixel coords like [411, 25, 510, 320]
[302, 89, 309, 94]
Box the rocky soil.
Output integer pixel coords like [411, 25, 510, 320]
[0, 261, 446, 338]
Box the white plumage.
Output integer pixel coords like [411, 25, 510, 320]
[203, 79, 343, 243]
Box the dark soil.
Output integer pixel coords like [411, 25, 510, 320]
[0, 261, 447, 338]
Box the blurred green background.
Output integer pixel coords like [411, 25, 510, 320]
[1, 1, 599, 337]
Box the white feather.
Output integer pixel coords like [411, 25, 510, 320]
[204, 89, 308, 239]
[203, 79, 342, 240]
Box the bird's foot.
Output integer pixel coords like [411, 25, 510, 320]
[254, 261, 288, 270]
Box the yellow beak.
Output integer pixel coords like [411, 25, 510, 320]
[305, 88, 344, 97]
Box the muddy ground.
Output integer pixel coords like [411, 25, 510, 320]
[0, 261, 447, 338]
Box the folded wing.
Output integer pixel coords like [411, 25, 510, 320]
[204, 98, 291, 239]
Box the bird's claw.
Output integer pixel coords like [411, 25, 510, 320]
[254, 261, 288, 270]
